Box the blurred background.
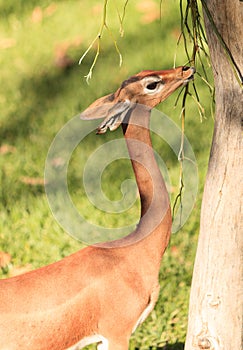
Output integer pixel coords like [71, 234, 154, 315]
[0, 1, 214, 349]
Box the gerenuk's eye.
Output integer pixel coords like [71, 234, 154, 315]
[146, 82, 159, 90]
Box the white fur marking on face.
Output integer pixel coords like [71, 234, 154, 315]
[66, 334, 108, 350]
[142, 76, 164, 95]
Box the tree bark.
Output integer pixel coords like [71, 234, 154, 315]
[185, 1, 243, 349]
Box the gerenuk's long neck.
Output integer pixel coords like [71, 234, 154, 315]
[99, 104, 171, 252]
[123, 105, 171, 242]
[123, 105, 168, 217]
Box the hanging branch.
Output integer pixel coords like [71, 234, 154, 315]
[172, 0, 212, 222]
[79, 0, 126, 83]
[116, 0, 129, 37]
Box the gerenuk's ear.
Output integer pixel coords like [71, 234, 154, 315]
[80, 93, 116, 120]
[80, 93, 131, 134]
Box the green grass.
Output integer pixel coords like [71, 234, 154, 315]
[0, 1, 214, 349]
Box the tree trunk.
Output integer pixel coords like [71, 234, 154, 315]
[185, 1, 243, 349]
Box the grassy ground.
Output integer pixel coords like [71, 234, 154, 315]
[0, 1, 214, 349]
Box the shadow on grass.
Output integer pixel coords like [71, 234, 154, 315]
[0, 64, 78, 142]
